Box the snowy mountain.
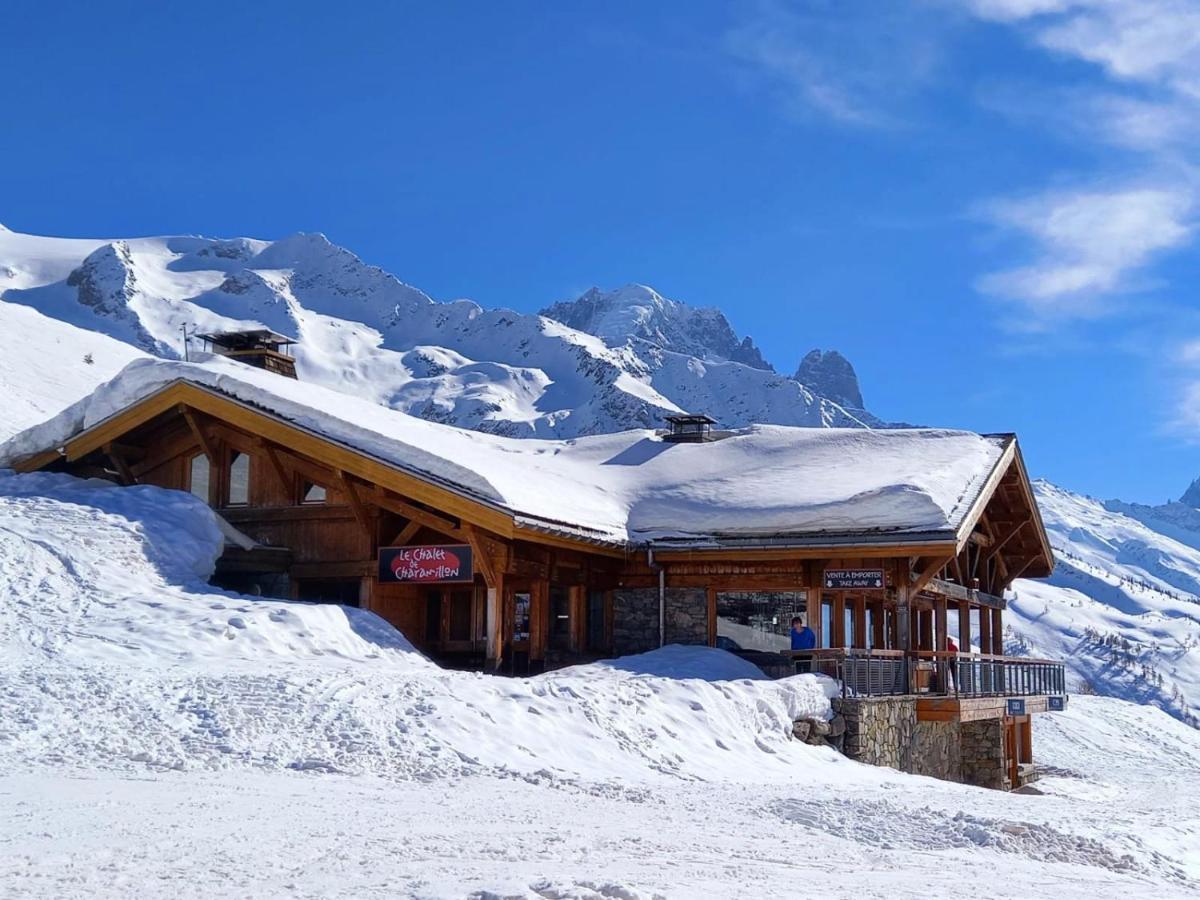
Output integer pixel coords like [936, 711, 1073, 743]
[0, 227, 870, 440]
[1007, 481, 1200, 727]
[541, 283, 775, 371]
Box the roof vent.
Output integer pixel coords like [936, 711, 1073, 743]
[663, 414, 716, 443]
[196, 329, 298, 379]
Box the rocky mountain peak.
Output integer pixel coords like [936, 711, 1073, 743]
[541, 284, 774, 372]
[1180, 477, 1200, 509]
[794, 349, 864, 411]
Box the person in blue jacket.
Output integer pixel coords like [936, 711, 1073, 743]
[790, 616, 817, 651]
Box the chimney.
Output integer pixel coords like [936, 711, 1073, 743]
[663, 414, 716, 443]
[196, 330, 298, 379]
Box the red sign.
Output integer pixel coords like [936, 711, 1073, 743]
[378, 544, 474, 584]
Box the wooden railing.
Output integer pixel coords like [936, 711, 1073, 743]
[790, 648, 1066, 699]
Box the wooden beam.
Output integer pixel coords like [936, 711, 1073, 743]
[259, 440, 293, 497]
[910, 555, 954, 597]
[462, 523, 500, 589]
[181, 406, 217, 464]
[103, 443, 137, 486]
[336, 471, 374, 539]
[986, 518, 1029, 564]
[924, 577, 1006, 610]
[12, 448, 64, 473]
[387, 520, 423, 548]
[365, 486, 466, 540]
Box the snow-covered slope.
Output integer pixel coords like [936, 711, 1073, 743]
[1007, 481, 1200, 727]
[0, 227, 869, 438]
[0, 298, 145, 442]
[1, 469, 1198, 898]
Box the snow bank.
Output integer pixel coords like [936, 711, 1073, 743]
[0, 472, 838, 782]
[0, 356, 1005, 543]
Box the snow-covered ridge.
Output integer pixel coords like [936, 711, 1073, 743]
[1008, 481, 1200, 727]
[0, 357, 1003, 544]
[0, 227, 871, 441]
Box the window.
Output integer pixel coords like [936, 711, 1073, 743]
[716, 592, 807, 652]
[549, 585, 571, 648]
[189, 454, 210, 503]
[821, 598, 833, 649]
[512, 592, 531, 643]
[228, 452, 249, 506]
[302, 481, 327, 504]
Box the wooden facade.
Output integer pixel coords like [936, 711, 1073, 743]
[11, 379, 1056, 685]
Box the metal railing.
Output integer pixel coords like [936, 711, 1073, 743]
[797, 649, 908, 697]
[947, 653, 1067, 697]
[793, 649, 1066, 699]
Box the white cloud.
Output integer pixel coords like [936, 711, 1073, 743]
[960, 0, 1200, 95]
[1171, 381, 1200, 438]
[977, 186, 1194, 317]
[725, 2, 949, 127]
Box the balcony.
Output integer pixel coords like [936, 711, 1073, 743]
[794, 648, 1067, 701]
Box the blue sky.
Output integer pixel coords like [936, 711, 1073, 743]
[3, 1, 1199, 503]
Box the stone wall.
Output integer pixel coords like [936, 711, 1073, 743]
[960, 717, 1006, 789]
[835, 696, 974, 787]
[834, 697, 916, 772]
[612, 587, 709, 655]
[612, 588, 659, 656]
[913, 720, 962, 782]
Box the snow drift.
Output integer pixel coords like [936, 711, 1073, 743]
[0, 471, 838, 782]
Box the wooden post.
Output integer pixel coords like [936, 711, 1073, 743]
[530, 578, 549, 667]
[934, 595, 948, 691]
[894, 559, 913, 692]
[872, 600, 886, 649]
[958, 600, 972, 652]
[919, 609, 933, 651]
[992, 608, 1004, 655]
[706, 587, 718, 647]
[568, 585, 585, 654]
[832, 593, 847, 648]
[979, 604, 993, 656]
[486, 575, 504, 670]
[853, 595, 867, 649]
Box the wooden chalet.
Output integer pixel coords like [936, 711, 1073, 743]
[1, 353, 1066, 788]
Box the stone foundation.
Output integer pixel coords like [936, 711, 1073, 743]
[834, 697, 916, 772]
[834, 697, 1013, 789]
[612, 587, 708, 655]
[960, 717, 1006, 789]
[912, 719, 962, 782]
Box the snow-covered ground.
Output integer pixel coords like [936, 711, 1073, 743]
[1, 472, 1198, 898]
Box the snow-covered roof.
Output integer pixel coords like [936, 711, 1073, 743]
[0, 358, 1011, 547]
